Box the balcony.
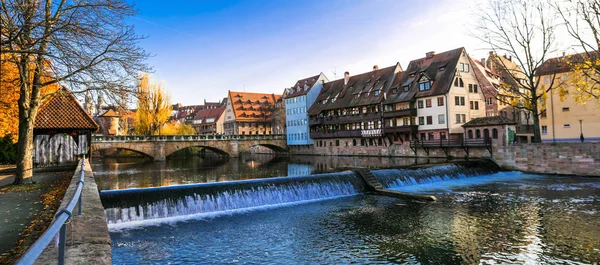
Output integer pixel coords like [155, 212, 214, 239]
[361, 129, 383, 138]
[384, 125, 418, 134]
[383, 108, 417, 118]
[310, 130, 362, 139]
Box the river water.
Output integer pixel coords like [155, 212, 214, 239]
[93, 155, 600, 264]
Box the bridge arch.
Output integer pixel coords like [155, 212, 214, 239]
[239, 143, 288, 154]
[91, 145, 154, 159]
[164, 145, 230, 158]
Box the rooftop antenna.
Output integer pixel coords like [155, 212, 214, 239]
[243, 85, 246, 92]
[332, 66, 337, 79]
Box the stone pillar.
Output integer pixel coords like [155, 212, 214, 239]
[230, 141, 239, 157]
[154, 141, 166, 161]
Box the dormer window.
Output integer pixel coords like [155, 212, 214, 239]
[403, 86, 409, 92]
[419, 81, 431, 91]
[439, 66, 445, 71]
[391, 88, 398, 94]
[374, 90, 380, 96]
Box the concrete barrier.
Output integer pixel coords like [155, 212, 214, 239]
[35, 159, 111, 265]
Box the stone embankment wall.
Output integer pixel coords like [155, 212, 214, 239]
[290, 141, 599, 176]
[36, 159, 111, 265]
[493, 143, 600, 177]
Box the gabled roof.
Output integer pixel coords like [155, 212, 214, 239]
[462, 116, 517, 127]
[286, 73, 324, 98]
[35, 88, 99, 131]
[228, 91, 281, 122]
[535, 51, 599, 76]
[308, 64, 401, 115]
[99, 109, 120, 117]
[191, 107, 225, 124]
[470, 57, 499, 98]
[411, 47, 464, 98]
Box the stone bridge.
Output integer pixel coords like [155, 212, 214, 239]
[91, 134, 288, 161]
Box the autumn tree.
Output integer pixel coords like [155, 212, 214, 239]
[159, 121, 195, 135]
[473, 0, 561, 143]
[134, 73, 172, 135]
[1, 0, 149, 184]
[555, 0, 600, 104]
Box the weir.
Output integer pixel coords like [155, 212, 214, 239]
[100, 160, 500, 226]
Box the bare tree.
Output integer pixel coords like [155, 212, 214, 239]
[473, 0, 561, 143]
[1, 0, 149, 184]
[555, 0, 600, 103]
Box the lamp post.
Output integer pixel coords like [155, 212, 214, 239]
[579, 119, 584, 142]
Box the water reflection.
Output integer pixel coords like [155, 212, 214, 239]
[92, 154, 450, 191]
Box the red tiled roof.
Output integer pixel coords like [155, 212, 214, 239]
[99, 109, 120, 117]
[35, 89, 99, 131]
[191, 107, 225, 124]
[462, 116, 517, 127]
[535, 51, 599, 76]
[228, 91, 281, 122]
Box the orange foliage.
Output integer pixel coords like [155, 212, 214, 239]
[0, 54, 59, 142]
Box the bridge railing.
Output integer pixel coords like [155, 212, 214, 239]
[17, 158, 87, 265]
[92, 134, 286, 142]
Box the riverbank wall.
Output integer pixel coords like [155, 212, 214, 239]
[36, 159, 111, 265]
[288, 141, 599, 177]
[493, 142, 600, 177]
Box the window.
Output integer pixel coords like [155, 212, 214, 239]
[468, 130, 473, 138]
[470, 101, 474, 110]
[544, 77, 549, 83]
[492, 128, 498, 139]
[541, 110, 547, 118]
[542, 125, 548, 135]
[418, 100, 424, 109]
[562, 107, 570, 112]
[426, 99, 432, 108]
[460, 79, 464, 87]
[419, 81, 431, 91]
[336, 140, 340, 146]
[469, 84, 473, 93]
[420, 133, 426, 140]
[440, 132, 447, 140]
[475, 101, 479, 110]
[419, 117, 425, 125]
[374, 90, 379, 96]
[476, 129, 481, 138]
[487, 98, 493, 105]
[473, 85, 478, 93]
[454, 78, 459, 87]
[438, 114, 445, 124]
[428, 132, 434, 140]
[403, 86, 409, 92]
[353, 139, 357, 146]
[459, 63, 464, 72]
[456, 114, 461, 124]
[391, 88, 398, 94]
[465, 63, 469, 72]
[426, 116, 433, 125]
[564, 124, 571, 128]
[437, 97, 444, 106]
[460, 97, 465, 106]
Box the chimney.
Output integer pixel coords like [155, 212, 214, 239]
[373, 65, 379, 70]
[426, 51, 435, 59]
[562, 51, 566, 57]
[481, 58, 486, 66]
[344, 71, 350, 85]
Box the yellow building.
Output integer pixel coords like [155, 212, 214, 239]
[536, 53, 600, 142]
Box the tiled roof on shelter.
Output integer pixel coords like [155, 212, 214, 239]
[462, 116, 517, 127]
[286, 74, 321, 98]
[228, 91, 281, 122]
[35, 89, 99, 131]
[308, 64, 401, 115]
[535, 51, 599, 76]
[191, 107, 225, 124]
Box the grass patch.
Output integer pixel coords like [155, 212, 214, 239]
[0, 183, 43, 193]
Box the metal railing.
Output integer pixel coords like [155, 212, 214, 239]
[17, 157, 86, 265]
[92, 134, 286, 142]
[410, 138, 492, 148]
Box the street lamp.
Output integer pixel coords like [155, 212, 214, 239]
[579, 120, 584, 142]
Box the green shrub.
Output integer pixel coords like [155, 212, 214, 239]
[0, 135, 17, 164]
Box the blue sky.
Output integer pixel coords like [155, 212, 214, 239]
[131, 0, 487, 105]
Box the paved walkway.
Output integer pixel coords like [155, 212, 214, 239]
[0, 170, 70, 263]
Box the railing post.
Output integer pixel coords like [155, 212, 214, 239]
[57, 223, 67, 265]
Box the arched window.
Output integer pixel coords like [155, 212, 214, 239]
[352, 139, 357, 146]
[454, 78, 459, 87]
[459, 78, 464, 87]
[484, 129, 490, 140]
[476, 129, 481, 139]
[468, 130, 473, 139]
[492, 128, 498, 139]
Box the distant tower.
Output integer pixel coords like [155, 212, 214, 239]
[96, 92, 105, 115]
[84, 90, 94, 116]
